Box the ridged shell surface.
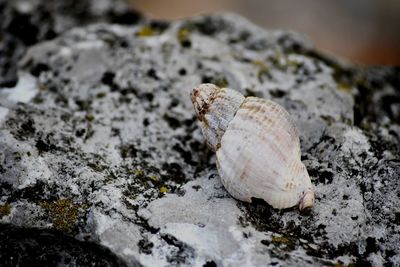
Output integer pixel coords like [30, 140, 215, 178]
[191, 84, 314, 211]
[216, 97, 313, 209]
[191, 84, 244, 151]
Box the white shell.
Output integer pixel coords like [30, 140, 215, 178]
[191, 84, 314, 211]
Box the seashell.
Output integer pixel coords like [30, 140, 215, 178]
[191, 83, 314, 211]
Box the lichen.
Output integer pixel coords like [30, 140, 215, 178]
[217, 78, 229, 88]
[136, 25, 156, 37]
[13, 151, 22, 161]
[85, 113, 95, 122]
[252, 60, 271, 82]
[214, 77, 229, 88]
[268, 53, 287, 71]
[40, 199, 83, 232]
[0, 204, 11, 218]
[96, 92, 107, 98]
[149, 175, 158, 182]
[337, 82, 352, 94]
[177, 27, 191, 48]
[271, 235, 290, 246]
[134, 168, 145, 178]
[159, 186, 168, 194]
[121, 161, 163, 202]
[1, 9, 399, 266]
[286, 57, 304, 73]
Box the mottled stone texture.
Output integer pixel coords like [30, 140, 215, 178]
[0, 2, 399, 266]
[0, 0, 141, 88]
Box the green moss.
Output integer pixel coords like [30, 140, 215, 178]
[40, 199, 83, 232]
[0, 204, 11, 218]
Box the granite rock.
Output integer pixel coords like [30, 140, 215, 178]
[0, 10, 399, 267]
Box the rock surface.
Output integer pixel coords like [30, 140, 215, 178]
[0, 0, 141, 88]
[1, 3, 400, 267]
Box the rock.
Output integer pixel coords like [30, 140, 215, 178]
[0, 0, 142, 87]
[0, 224, 128, 266]
[1, 8, 399, 267]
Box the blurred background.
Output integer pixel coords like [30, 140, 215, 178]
[129, 0, 400, 65]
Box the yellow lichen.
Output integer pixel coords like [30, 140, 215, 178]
[149, 175, 158, 182]
[252, 60, 270, 81]
[134, 168, 144, 178]
[0, 204, 11, 218]
[159, 186, 168, 193]
[137, 26, 156, 37]
[177, 27, 191, 45]
[271, 235, 290, 245]
[40, 199, 82, 232]
[337, 82, 352, 94]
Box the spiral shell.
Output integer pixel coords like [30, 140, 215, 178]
[191, 83, 314, 211]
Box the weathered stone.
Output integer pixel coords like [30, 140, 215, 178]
[0, 10, 399, 267]
[0, 224, 128, 266]
[0, 0, 142, 87]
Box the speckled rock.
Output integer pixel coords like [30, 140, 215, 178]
[0, 11, 399, 267]
[0, 0, 141, 87]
